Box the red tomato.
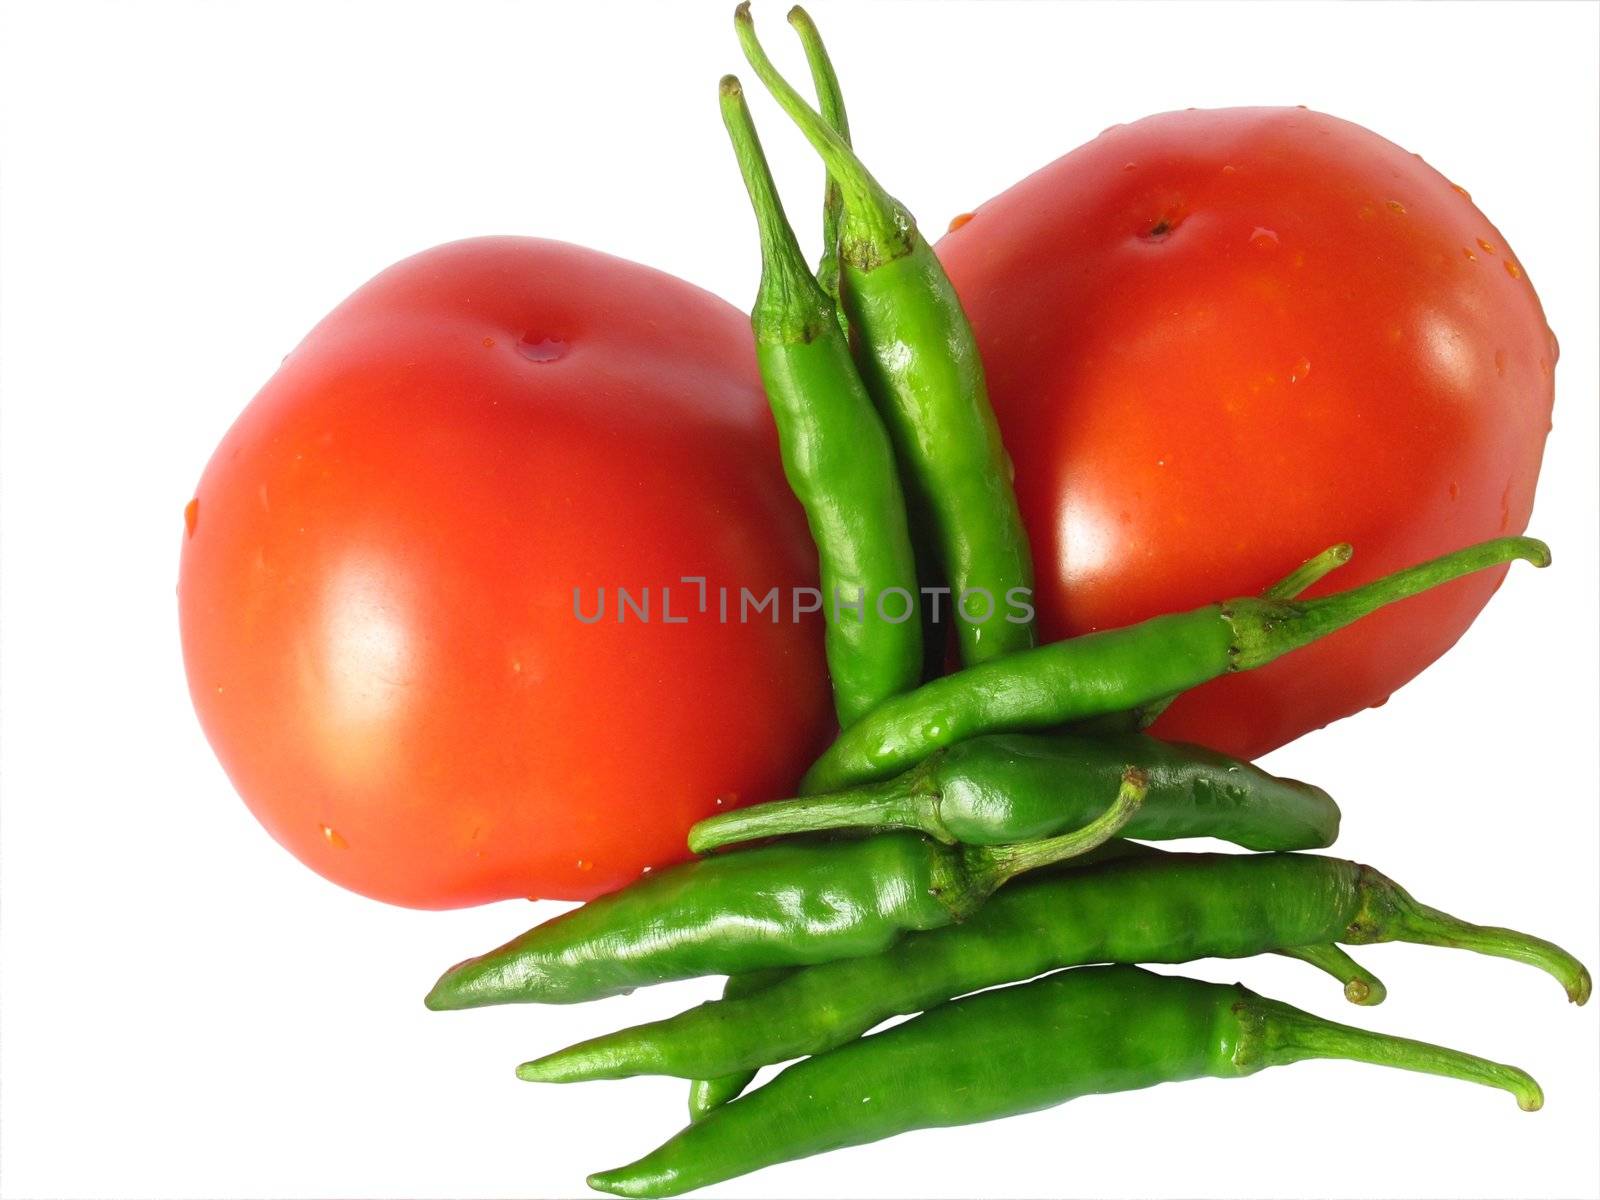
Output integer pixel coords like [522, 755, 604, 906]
[179, 238, 834, 908]
[939, 107, 1555, 760]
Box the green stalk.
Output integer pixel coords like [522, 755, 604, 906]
[1228, 537, 1549, 670]
[788, 5, 851, 321]
[957, 768, 1145, 900]
[734, 2, 913, 265]
[1262, 543, 1354, 602]
[688, 760, 944, 853]
[1276, 943, 1387, 1006]
[1238, 996, 1543, 1111]
[1386, 893, 1593, 1005]
[719, 77, 832, 344]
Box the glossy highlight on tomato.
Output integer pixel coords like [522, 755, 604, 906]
[939, 107, 1556, 759]
[179, 238, 834, 908]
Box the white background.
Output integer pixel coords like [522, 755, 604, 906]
[2, 2, 1597, 1197]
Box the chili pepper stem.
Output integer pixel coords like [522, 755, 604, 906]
[1261, 542, 1354, 602]
[689, 761, 945, 853]
[1275, 944, 1387, 1005]
[1389, 897, 1593, 1005]
[787, 5, 851, 321]
[720, 77, 833, 343]
[1226, 537, 1549, 671]
[1237, 996, 1543, 1111]
[953, 768, 1146, 905]
[735, 2, 913, 264]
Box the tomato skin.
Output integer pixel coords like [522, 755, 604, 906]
[179, 238, 834, 907]
[939, 107, 1556, 760]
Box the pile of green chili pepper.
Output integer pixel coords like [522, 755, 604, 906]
[424, 7, 1587, 1195]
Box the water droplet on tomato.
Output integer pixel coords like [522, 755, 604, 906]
[576, 859, 593, 872]
[517, 335, 569, 363]
[1289, 357, 1312, 383]
[1494, 349, 1507, 376]
[1476, 237, 1496, 255]
[1504, 260, 1522, 280]
[1451, 182, 1471, 200]
[321, 825, 349, 850]
[714, 792, 739, 808]
[1123, 162, 1137, 171]
[184, 498, 199, 537]
[482, 336, 496, 348]
[1386, 199, 1407, 214]
[947, 212, 975, 233]
[1249, 227, 1279, 250]
[1221, 164, 1237, 175]
[1448, 481, 1461, 500]
[1462, 247, 1477, 262]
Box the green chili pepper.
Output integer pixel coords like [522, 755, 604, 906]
[587, 964, 1541, 1197]
[737, 4, 1037, 668]
[677, 947, 1385, 1122]
[684, 970, 788, 1122]
[689, 730, 1338, 853]
[801, 536, 1549, 794]
[517, 849, 1588, 1086]
[679, 866, 1392, 1123]
[424, 771, 1145, 1010]
[719, 77, 921, 725]
[680, 841, 1387, 1121]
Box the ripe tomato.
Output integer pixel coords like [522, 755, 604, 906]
[939, 107, 1556, 760]
[179, 238, 834, 908]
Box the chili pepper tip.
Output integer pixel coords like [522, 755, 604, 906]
[588, 1167, 666, 1198]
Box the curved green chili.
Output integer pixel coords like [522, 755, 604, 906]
[425, 772, 1145, 1010]
[738, 4, 1037, 667]
[801, 536, 1549, 794]
[587, 964, 1541, 1197]
[518, 850, 1588, 1085]
[719, 77, 921, 725]
[690, 730, 1339, 852]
